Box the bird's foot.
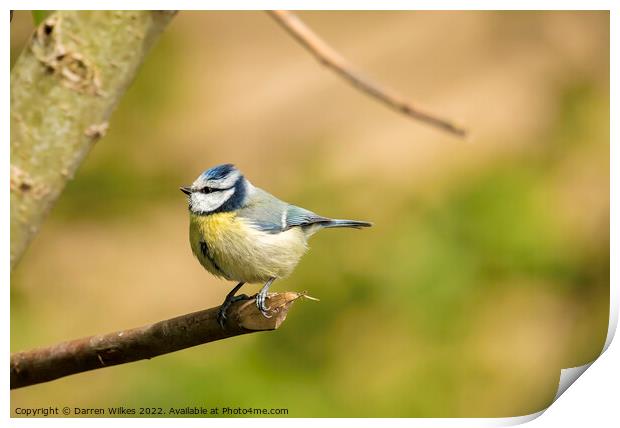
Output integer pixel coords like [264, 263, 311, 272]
[217, 293, 251, 328]
[256, 290, 272, 319]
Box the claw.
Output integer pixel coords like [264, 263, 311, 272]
[256, 278, 276, 318]
[216, 283, 248, 329]
[256, 294, 272, 318]
[217, 307, 227, 329]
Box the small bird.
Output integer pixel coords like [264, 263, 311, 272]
[181, 164, 372, 327]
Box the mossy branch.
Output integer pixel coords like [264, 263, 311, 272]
[10, 11, 176, 269]
[11, 292, 308, 389]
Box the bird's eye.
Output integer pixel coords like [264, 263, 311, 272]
[201, 187, 213, 194]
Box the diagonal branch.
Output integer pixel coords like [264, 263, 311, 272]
[11, 292, 309, 389]
[267, 10, 467, 138]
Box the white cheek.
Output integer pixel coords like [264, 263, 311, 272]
[206, 171, 240, 189]
[191, 188, 235, 212]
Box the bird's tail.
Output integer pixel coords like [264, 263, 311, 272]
[322, 219, 373, 229]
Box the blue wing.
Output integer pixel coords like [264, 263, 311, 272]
[236, 188, 329, 234]
[284, 205, 330, 230]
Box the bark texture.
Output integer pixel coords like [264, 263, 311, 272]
[11, 292, 307, 389]
[10, 10, 176, 269]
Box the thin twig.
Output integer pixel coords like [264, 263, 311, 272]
[267, 10, 466, 138]
[10, 292, 307, 389]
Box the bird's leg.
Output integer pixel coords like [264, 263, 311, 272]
[217, 282, 249, 328]
[256, 277, 276, 318]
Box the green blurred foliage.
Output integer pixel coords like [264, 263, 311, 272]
[31, 11, 52, 26]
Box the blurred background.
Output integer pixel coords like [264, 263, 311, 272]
[10, 11, 609, 417]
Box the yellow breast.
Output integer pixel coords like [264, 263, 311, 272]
[189, 212, 240, 279]
[189, 212, 308, 283]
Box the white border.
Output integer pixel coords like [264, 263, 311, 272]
[3, 2, 616, 427]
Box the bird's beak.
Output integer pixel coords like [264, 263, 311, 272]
[180, 186, 192, 195]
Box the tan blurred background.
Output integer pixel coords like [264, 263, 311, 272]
[10, 11, 609, 417]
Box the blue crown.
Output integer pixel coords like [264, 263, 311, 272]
[201, 163, 237, 181]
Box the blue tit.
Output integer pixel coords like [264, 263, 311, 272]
[180, 163, 372, 327]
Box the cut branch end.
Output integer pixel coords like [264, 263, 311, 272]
[11, 291, 311, 389]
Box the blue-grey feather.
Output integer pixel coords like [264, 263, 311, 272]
[285, 205, 330, 229]
[236, 188, 288, 233]
[249, 221, 285, 233]
[210, 177, 247, 214]
[321, 219, 372, 229]
[201, 163, 236, 181]
[234, 184, 371, 233]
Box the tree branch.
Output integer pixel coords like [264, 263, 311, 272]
[267, 10, 467, 138]
[11, 292, 309, 389]
[10, 11, 176, 269]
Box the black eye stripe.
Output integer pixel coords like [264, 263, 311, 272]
[199, 185, 235, 194]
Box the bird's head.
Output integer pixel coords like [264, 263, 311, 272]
[180, 164, 247, 214]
